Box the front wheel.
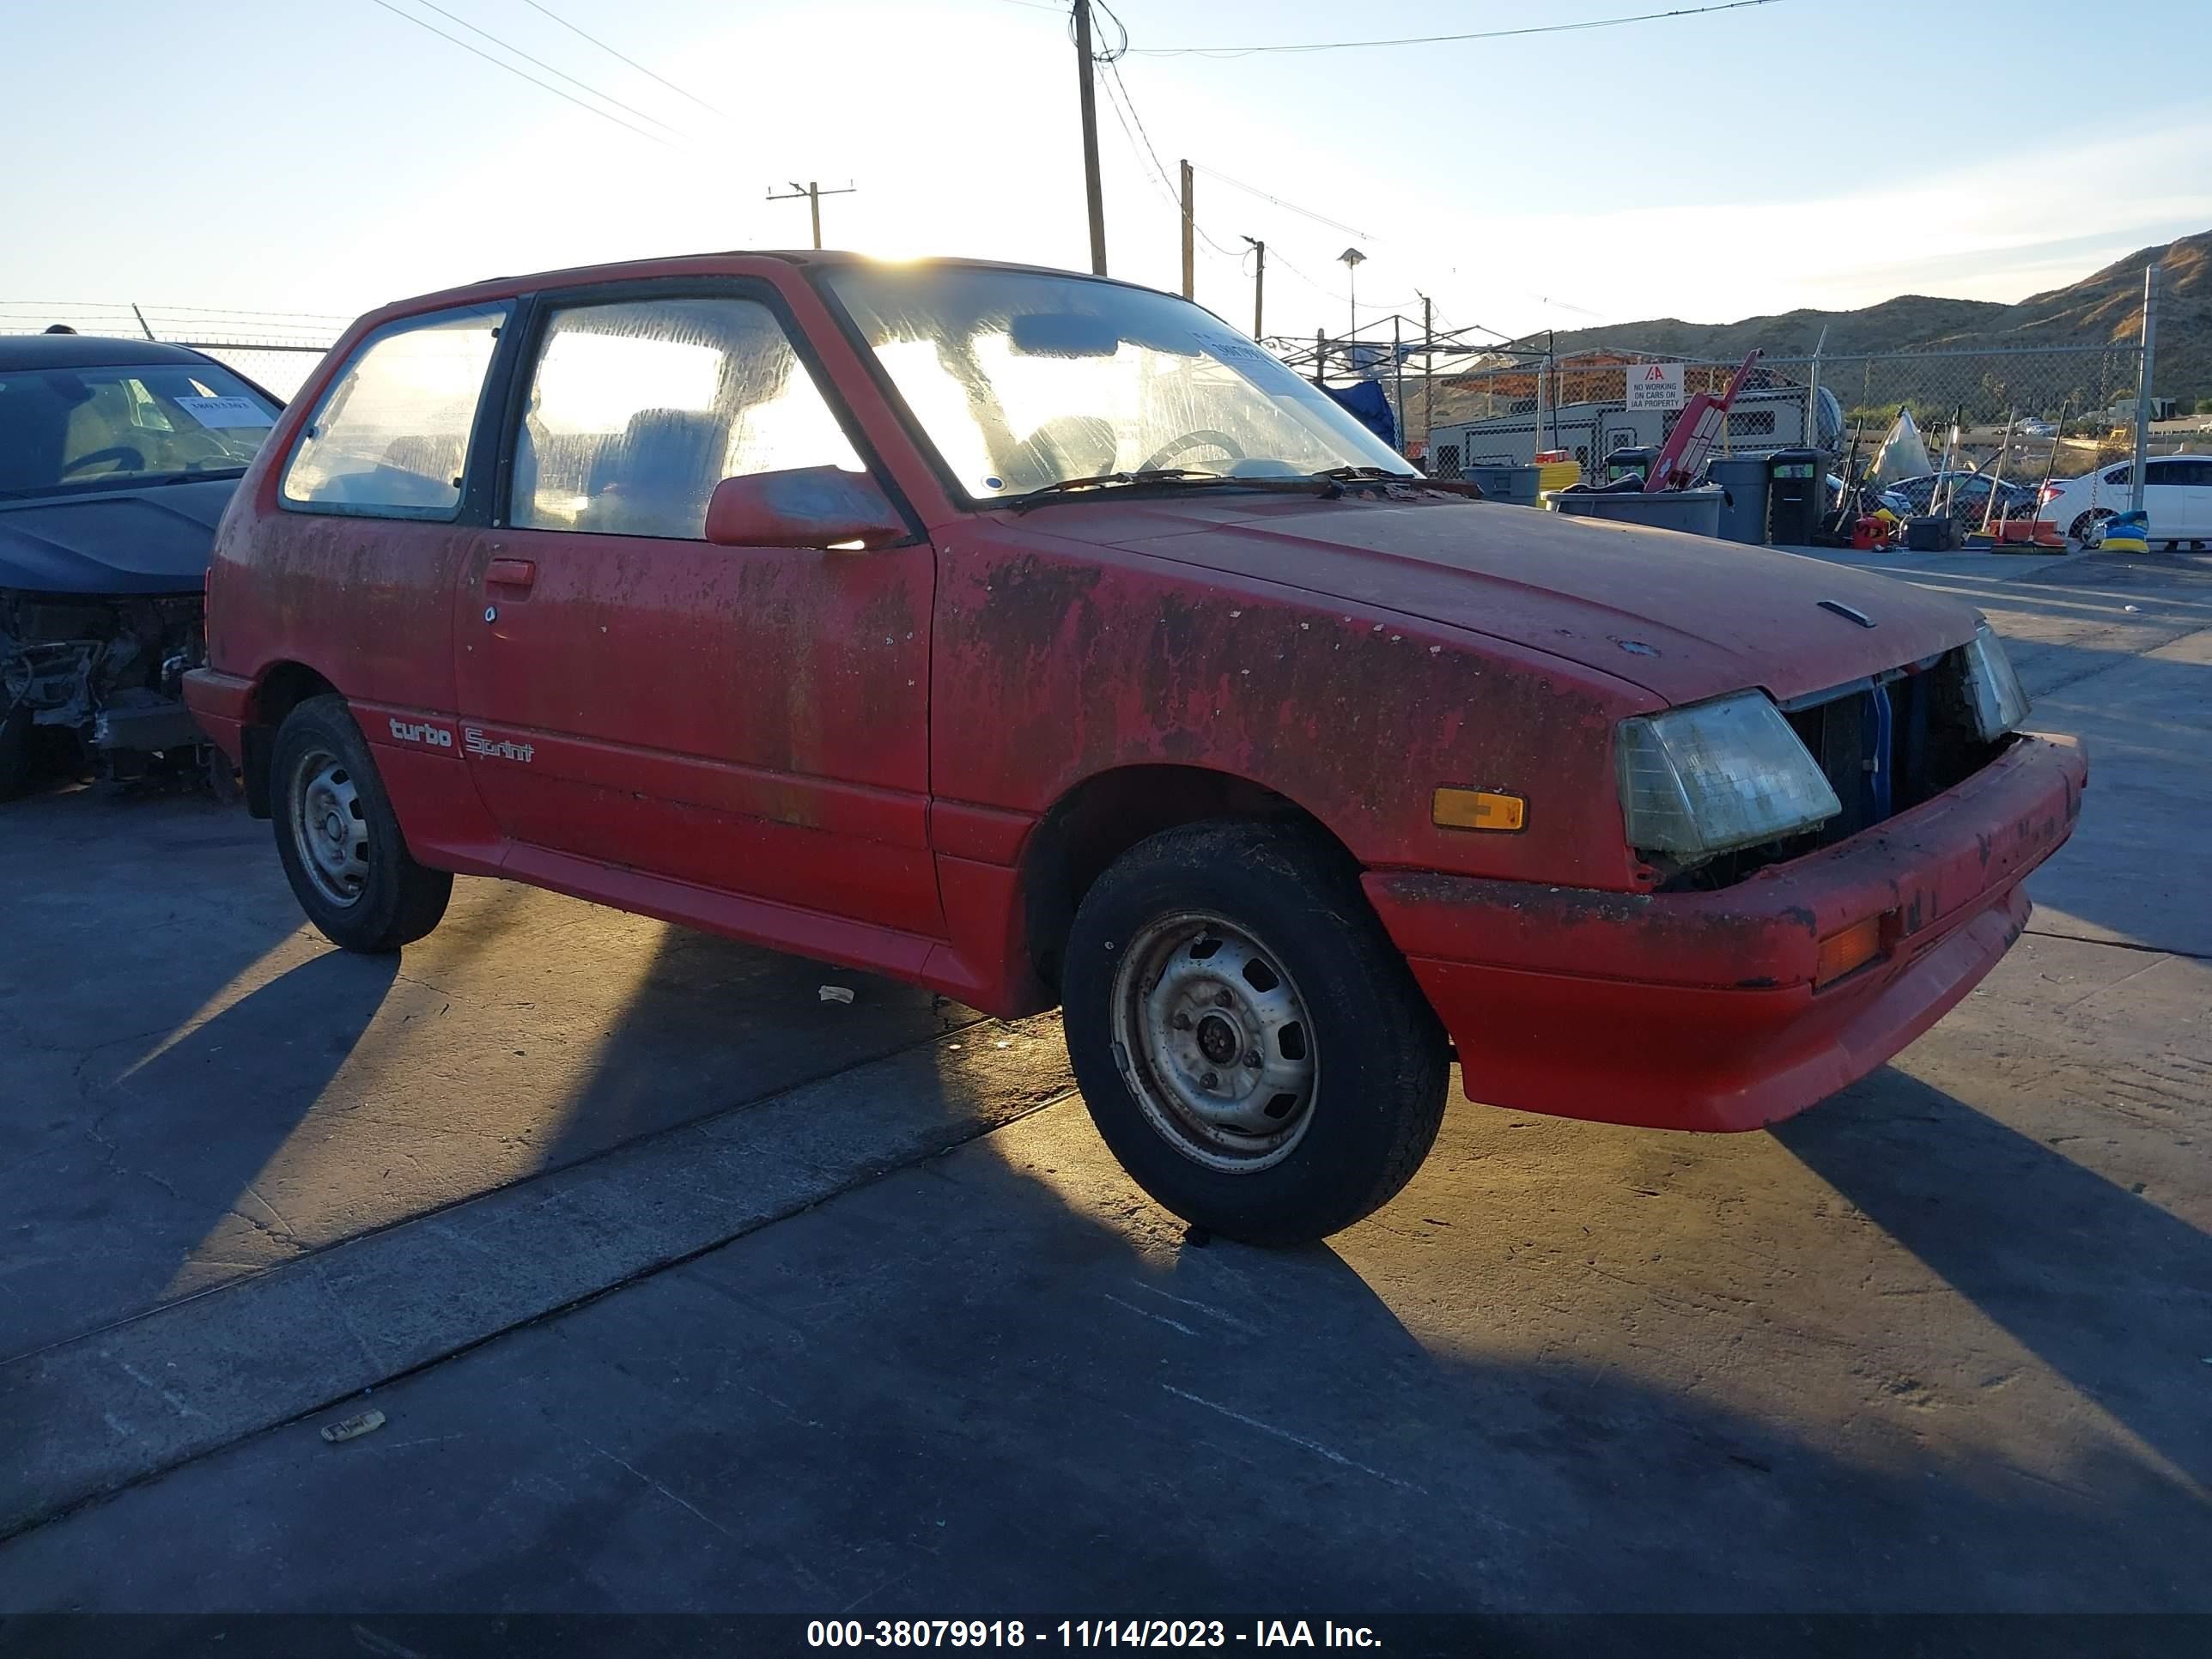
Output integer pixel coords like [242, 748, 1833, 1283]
[1061, 820, 1449, 1245]
[270, 695, 452, 952]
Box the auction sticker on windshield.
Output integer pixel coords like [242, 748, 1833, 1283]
[175, 394, 270, 428]
[1192, 331, 1275, 369]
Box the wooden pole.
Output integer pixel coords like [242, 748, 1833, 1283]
[1179, 159, 1194, 300]
[1074, 1, 1107, 276]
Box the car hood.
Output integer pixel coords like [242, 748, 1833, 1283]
[0, 477, 236, 596]
[1072, 494, 1980, 706]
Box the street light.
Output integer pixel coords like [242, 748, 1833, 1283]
[1338, 246, 1366, 342]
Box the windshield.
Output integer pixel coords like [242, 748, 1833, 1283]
[822, 264, 1413, 500]
[0, 361, 280, 499]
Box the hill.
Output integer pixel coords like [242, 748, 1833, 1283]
[1523, 229, 2210, 407]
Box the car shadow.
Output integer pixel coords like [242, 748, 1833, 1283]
[21, 1090, 2203, 1628]
[0, 946, 400, 1360]
[1772, 1067, 2211, 1487]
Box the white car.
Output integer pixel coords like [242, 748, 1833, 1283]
[2016, 418, 2057, 440]
[2037, 456, 2212, 548]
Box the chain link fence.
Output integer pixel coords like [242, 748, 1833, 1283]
[1, 307, 335, 401]
[1407, 342, 2192, 489]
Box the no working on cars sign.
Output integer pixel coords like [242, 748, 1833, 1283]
[1626, 362, 1685, 411]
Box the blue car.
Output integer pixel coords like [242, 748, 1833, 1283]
[0, 331, 282, 796]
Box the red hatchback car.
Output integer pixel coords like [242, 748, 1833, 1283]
[187, 252, 2085, 1243]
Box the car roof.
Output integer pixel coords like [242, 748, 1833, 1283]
[367, 249, 1170, 323]
[0, 333, 227, 373]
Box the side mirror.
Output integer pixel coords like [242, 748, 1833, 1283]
[704, 466, 907, 550]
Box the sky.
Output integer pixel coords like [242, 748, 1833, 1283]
[4, 0, 2209, 362]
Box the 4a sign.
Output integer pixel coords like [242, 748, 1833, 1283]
[1626, 361, 1686, 411]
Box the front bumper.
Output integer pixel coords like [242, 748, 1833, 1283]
[1364, 732, 2087, 1133]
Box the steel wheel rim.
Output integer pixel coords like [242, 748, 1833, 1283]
[1109, 910, 1318, 1173]
[289, 745, 370, 908]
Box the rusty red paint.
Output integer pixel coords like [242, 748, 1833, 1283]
[185, 251, 2088, 1134]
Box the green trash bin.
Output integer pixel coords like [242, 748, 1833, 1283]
[1603, 446, 1662, 484]
[1463, 464, 1542, 507]
[1543, 484, 1726, 538]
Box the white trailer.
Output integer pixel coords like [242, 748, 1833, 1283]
[1429, 384, 1842, 476]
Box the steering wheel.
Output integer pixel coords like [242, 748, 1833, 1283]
[1139, 428, 1246, 471]
[60, 446, 145, 477]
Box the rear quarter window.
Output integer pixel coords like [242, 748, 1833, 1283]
[282, 303, 509, 519]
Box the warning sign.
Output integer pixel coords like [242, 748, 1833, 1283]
[1625, 362, 1685, 412]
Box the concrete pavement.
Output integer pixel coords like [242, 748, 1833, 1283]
[2, 547, 2207, 1626]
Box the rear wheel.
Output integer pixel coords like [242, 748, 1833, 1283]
[2069, 510, 2108, 548]
[1061, 820, 1449, 1245]
[271, 695, 451, 952]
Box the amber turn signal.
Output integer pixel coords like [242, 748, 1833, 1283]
[1814, 915, 1886, 987]
[1431, 787, 1526, 832]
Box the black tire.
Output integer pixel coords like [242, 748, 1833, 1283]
[2069, 511, 2107, 548]
[1061, 819, 1449, 1245]
[270, 694, 451, 952]
[0, 706, 30, 802]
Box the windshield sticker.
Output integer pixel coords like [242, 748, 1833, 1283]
[1192, 331, 1276, 370]
[174, 395, 270, 429]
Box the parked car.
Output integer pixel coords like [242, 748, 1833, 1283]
[185, 253, 2086, 1243]
[2015, 419, 2057, 441]
[2038, 456, 2212, 549]
[1, 332, 281, 797]
[1879, 470, 2040, 526]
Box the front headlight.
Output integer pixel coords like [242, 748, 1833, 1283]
[1616, 691, 1841, 860]
[1960, 621, 2030, 741]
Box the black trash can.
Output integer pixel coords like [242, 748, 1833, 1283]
[1765, 448, 1823, 545]
[1603, 446, 1661, 484]
[1705, 453, 1772, 545]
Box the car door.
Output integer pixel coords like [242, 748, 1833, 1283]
[451, 283, 940, 937]
[271, 301, 513, 858]
[2163, 458, 2212, 537]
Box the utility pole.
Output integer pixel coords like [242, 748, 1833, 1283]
[1392, 313, 1406, 455]
[2130, 262, 2159, 514]
[766, 180, 856, 250]
[1179, 159, 1194, 300]
[1074, 0, 1107, 275]
[1420, 293, 1434, 464]
[1545, 329, 1556, 457]
[1242, 237, 1265, 337]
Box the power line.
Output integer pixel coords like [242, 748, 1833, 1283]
[404, 0, 693, 137]
[1189, 165, 1376, 241]
[1099, 62, 1238, 258]
[1128, 0, 1786, 57]
[362, 0, 678, 147]
[515, 0, 732, 119]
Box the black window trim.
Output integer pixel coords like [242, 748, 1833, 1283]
[276, 300, 515, 526]
[482, 275, 925, 546]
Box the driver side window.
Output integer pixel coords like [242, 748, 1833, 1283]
[510, 295, 862, 541]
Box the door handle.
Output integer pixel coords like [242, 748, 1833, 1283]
[485, 557, 537, 590]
